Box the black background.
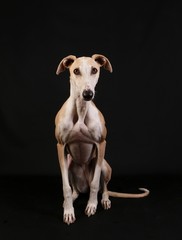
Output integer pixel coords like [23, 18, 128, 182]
[0, 1, 182, 239]
[1, 0, 182, 176]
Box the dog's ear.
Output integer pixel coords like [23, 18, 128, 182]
[56, 55, 76, 75]
[92, 54, 113, 73]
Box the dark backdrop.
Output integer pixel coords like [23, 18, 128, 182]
[0, 0, 181, 177]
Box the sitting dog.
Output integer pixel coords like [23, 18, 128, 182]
[55, 54, 149, 225]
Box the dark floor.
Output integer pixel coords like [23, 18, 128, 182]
[0, 174, 181, 240]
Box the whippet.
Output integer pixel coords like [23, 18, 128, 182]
[55, 54, 149, 225]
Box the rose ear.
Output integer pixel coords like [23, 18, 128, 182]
[56, 55, 77, 75]
[92, 54, 113, 73]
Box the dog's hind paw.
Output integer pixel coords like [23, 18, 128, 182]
[101, 198, 111, 209]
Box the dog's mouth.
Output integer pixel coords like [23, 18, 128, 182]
[82, 89, 94, 101]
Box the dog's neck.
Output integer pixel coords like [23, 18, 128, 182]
[69, 84, 92, 122]
[69, 93, 91, 123]
[76, 97, 90, 122]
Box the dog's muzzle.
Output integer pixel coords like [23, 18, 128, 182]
[82, 89, 94, 101]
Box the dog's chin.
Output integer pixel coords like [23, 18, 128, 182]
[77, 95, 94, 102]
[83, 97, 94, 101]
[83, 93, 95, 101]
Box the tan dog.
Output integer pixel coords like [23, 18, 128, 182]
[55, 54, 149, 225]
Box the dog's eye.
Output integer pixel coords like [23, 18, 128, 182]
[73, 68, 80, 75]
[91, 67, 98, 74]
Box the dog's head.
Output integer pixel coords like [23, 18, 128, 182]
[56, 54, 113, 101]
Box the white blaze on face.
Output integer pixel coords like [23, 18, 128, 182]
[69, 57, 100, 99]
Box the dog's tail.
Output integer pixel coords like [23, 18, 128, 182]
[108, 188, 150, 198]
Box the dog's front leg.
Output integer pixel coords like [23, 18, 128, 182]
[85, 141, 106, 217]
[57, 143, 75, 224]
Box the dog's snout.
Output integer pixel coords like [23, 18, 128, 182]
[82, 89, 94, 101]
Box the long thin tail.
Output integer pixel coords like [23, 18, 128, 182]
[108, 188, 150, 198]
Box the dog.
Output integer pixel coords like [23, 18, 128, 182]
[55, 54, 149, 225]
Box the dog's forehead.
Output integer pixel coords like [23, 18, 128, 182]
[72, 57, 98, 69]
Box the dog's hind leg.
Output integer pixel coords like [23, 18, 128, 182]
[100, 159, 112, 209]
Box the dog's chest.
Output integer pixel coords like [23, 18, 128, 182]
[68, 141, 95, 164]
[66, 121, 97, 164]
[70, 120, 96, 142]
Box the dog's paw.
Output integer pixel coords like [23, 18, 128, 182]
[85, 203, 97, 217]
[101, 198, 111, 209]
[63, 207, 76, 225]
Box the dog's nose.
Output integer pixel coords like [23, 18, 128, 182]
[82, 89, 94, 101]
